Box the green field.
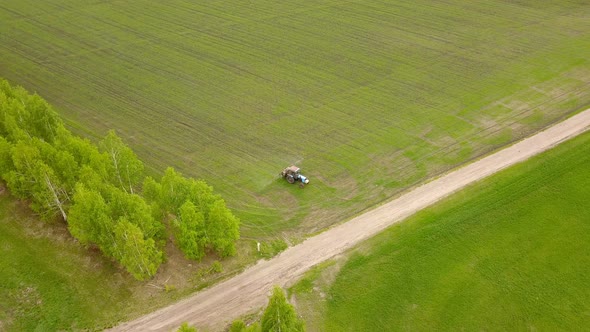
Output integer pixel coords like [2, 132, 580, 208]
[291, 131, 590, 331]
[1, 1, 589, 239]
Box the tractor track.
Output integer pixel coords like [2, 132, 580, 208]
[111, 109, 590, 332]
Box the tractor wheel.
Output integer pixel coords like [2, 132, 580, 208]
[287, 174, 295, 184]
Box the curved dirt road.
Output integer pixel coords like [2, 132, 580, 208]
[113, 109, 590, 332]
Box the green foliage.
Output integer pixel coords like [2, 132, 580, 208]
[2, 139, 69, 221]
[207, 199, 240, 257]
[26, 162, 69, 221]
[99, 130, 144, 194]
[308, 132, 590, 331]
[0, 84, 60, 143]
[210, 260, 223, 273]
[176, 322, 198, 332]
[142, 176, 165, 221]
[230, 320, 247, 332]
[3, 140, 41, 198]
[159, 167, 218, 213]
[174, 200, 207, 261]
[68, 184, 113, 248]
[47, 148, 78, 191]
[0, 79, 241, 280]
[258, 239, 288, 259]
[157, 167, 240, 260]
[68, 183, 166, 278]
[77, 165, 107, 193]
[55, 127, 112, 184]
[0, 136, 13, 173]
[160, 167, 191, 212]
[108, 187, 165, 241]
[230, 320, 261, 332]
[261, 286, 305, 332]
[142, 176, 162, 202]
[229, 287, 305, 332]
[113, 219, 163, 281]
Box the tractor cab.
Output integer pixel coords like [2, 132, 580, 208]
[280, 165, 310, 187]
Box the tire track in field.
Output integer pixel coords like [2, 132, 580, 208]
[112, 109, 590, 331]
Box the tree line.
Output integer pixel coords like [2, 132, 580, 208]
[0, 79, 240, 280]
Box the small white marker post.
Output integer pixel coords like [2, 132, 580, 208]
[257, 242, 261, 252]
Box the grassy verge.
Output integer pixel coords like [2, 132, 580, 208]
[291, 131, 590, 331]
[0, 193, 133, 331]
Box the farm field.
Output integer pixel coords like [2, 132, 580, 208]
[290, 130, 590, 331]
[1, 1, 590, 240]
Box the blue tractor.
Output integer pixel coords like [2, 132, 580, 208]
[280, 165, 310, 188]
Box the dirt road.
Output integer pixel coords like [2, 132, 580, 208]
[112, 109, 590, 332]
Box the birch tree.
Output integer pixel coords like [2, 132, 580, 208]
[68, 184, 115, 251]
[30, 162, 69, 221]
[160, 167, 192, 212]
[113, 219, 162, 280]
[142, 175, 164, 220]
[24, 93, 60, 143]
[174, 200, 207, 261]
[0, 137, 14, 176]
[4, 140, 69, 221]
[99, 130, 144, 194]
[261, 287, 305, 332]
[107, 186, 165, 241]
[207, 199, 240, 257]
